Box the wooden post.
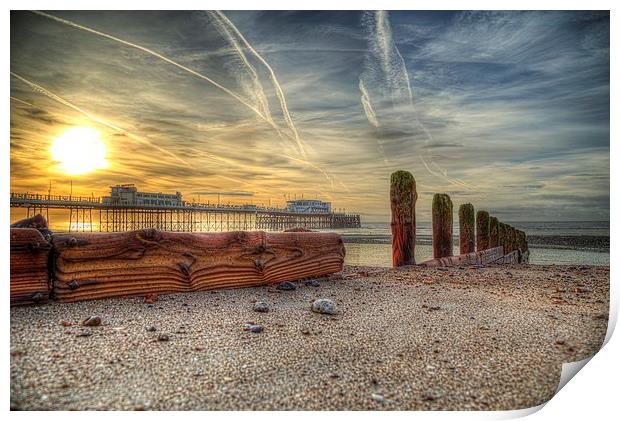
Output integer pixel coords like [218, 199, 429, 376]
[432, 193, 453, 258]
[498, 222, 507, 254]
[511, 226, 518, 252]
[506, 226, 512, 252]
[458, 203, 475, 254]
[390, 170, 417, 266]
[476, 210, 490, 251]
[489, 216, 499, 248]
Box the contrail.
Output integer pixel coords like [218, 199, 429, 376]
[358, 79, 379, 128]
[10, 96, 36, 107]
[360, 10, 477, 191]
[11, 72, 189, 166]
[30, 10, 296, 152]
[209, 11, 345, 191]
[211, 11, 308, 157]
[32, 10, 344, 192]
[207, 12, 274, 128]
[359, 78, 388, 164]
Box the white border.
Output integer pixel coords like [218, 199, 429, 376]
[4, 1, 617, 419]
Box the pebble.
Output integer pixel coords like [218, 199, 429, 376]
[311, 299, 338, 315]
[157, 334, 170, 342]
[81, 316, 102, 327]
[276, 281, 296, 291]
[372, 393, 385, 403]
[423, 390, 443, 401]
[243, 323, 263, 333]
[144, 294, 158, 304]
[305, 279, 321, 287]
[253, 302, 269, 313]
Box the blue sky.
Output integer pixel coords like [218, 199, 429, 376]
[10, 10, 609, 221]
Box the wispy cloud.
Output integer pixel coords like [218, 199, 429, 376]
[10, 10, 609, 221]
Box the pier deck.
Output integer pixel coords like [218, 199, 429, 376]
[10, 192, 361, 232]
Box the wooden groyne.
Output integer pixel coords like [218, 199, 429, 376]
[389, 170, 529, 268]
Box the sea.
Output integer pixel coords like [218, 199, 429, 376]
[323, 221, 610, 267]
[10, 208, 609, 267]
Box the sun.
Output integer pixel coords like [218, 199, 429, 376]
[50, 127, 108, 175]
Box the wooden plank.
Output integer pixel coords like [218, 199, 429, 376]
[51, 229, 345, 302]
[419, 246, 504, 268]
[10, 228, 51, 305]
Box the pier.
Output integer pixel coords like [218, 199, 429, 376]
[10, 192, 361, 232]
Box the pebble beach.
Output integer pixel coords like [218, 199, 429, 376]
[10, 264, 609, 411]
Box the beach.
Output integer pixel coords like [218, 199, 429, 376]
[10, 263, 609, 411]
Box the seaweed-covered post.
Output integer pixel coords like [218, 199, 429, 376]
[390, 170, 417, 267]
[432, 193, 453, 258]
[476, 210, 490, 251]
[516, 229, 526, 258]
[489, 216, 499, 248]
[512, 227, 519, 253]
[498, 222, 507, 254]
[504, 224, 513, 252]
[458, 203, 475, 254]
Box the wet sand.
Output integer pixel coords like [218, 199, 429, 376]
[10, 264, 609, 411]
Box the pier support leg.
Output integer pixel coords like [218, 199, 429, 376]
[432, 193, 453, 258]
[458, 203, 475, 254]
[476, 210, 490, 251]
[390, 170, 417, 266]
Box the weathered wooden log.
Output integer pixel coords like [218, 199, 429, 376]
[10, 228, 51, 305]
[51, 229, 345, 302]
[476, 210, 490, 251]
[432, 194, 453, 258]
[489, 216, 499, 248]
[390, 170, 417, 266]
[458, 203, 475, 254]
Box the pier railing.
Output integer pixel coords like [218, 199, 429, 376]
[10, 191, 361, 232]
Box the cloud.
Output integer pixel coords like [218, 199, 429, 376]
[9, 10, 609, 221]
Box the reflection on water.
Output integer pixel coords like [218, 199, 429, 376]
[344, 243, 610, 267]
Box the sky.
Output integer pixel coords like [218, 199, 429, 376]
[10, 10, 610, 222]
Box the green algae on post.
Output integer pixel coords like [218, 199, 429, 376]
[459, 203, 475, 254]
[432, 193, 453, 258]
[390, 170, 417, 266]
[476, 210, 490, 251]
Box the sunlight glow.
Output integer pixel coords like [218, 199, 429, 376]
[50, 127, 108, 175]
